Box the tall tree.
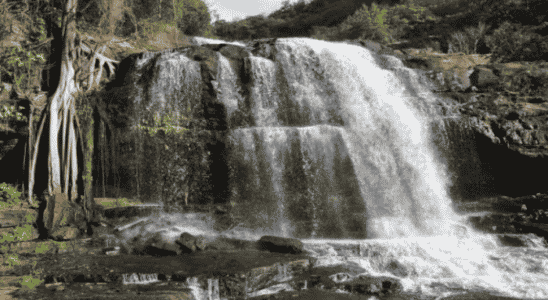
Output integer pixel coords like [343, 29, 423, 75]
[28, 0, 117, 238]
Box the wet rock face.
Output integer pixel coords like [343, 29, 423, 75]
[412, 55, 548, 159]
[456, 93, 548, 156]
[314, 273, 402, 296]
[463, 193, 548, 241]
[399, 49, 548, 198]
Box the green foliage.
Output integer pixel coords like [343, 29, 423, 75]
[0, 105, 26, 122]
[214, 17, 286, 40]
[173, 0, 211, 36]
[1, 222, 35, 243]
[338, 3, 392, 43]
[19, 275, 43, 289]
[1, 231, 15, 243]
[313, 0, 435, 44]
[34, 243, 50, 254]
[0, 182, 23, 209]
[0, 183, 37, 243]
[137, 111, 190, 136]
[2, 253, 20, 268]
[18, 261, 44, 289]
[0, 45, 46, 93]
[487, 22, 548, 63]
[386, 0, 436, 38]
[137, 18, 176, 39]
[13, 224, 33, 241]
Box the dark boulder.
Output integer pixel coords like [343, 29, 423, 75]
[50, 227, 80, 241]
[144, 231, 182, 256]
[402, 57, 432, 70]
[176, 232, 208, 253]
[121, 230, 181, 256]
[359, 40, 383, 54]
[258, 235, 303, 254]
[496, 234, 527, 247]
[345, 275, 403, 295]
[470, 67, 499, 90]
[385, 259, 412, 277]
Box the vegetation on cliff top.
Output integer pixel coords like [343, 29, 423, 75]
[213, 0, 547, 62]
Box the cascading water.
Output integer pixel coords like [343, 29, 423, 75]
[107, 37, 548, 299]
[226, 38, 455, 239]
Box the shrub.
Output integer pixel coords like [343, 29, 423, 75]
[448, 22, 489, 54]
[174, 0, 211, 36]
[0, 104, 27, 130]
[102, 197, 139, 208]
[18, 275, 43, 290]
[327, 0, 435, 44]
[2, 253, 21, 268]
[18, 261, 44, 289]
[337, 2, 392, 43]
[386, 0, 437, 39]
[487, 22, 548, 62]
[0, 45, 46, 94]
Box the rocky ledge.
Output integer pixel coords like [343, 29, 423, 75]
[459, 193, 548, 242]
[398, 49, 548, 159]
[376, 46, 548, 198]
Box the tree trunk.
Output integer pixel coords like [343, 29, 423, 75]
[28, 0, 118, 239]
[42, 0, 80, 238]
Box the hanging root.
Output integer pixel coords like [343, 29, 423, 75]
[74, 39, 119, 91]
[27, 35, 119, 205]
[81, 43, 118, 88]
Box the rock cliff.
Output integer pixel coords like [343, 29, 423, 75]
[1, 38, 547, 201]
[394, 49, 548, 198]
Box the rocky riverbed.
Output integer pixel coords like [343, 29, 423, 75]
[2, 199, 548, 300]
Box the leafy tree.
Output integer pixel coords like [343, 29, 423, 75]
[338, 3, 392, 43]
[173, 0, 211, 35]
[386, 0, 436, 39]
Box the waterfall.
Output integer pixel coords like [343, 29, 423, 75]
[224, 38, 456, 239]
[107, 38, 461, 238]
[106, 38, 548, 299]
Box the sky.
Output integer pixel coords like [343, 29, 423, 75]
[204, 0, 296, 22]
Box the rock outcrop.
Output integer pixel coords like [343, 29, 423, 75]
[176, 232, 207, 253]
[396, 48, 548, 198]
[401, 51, 548, 158]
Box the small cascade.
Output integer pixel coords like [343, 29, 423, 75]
[302, 229, 548, 299]
[122, 273, 160, 285]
